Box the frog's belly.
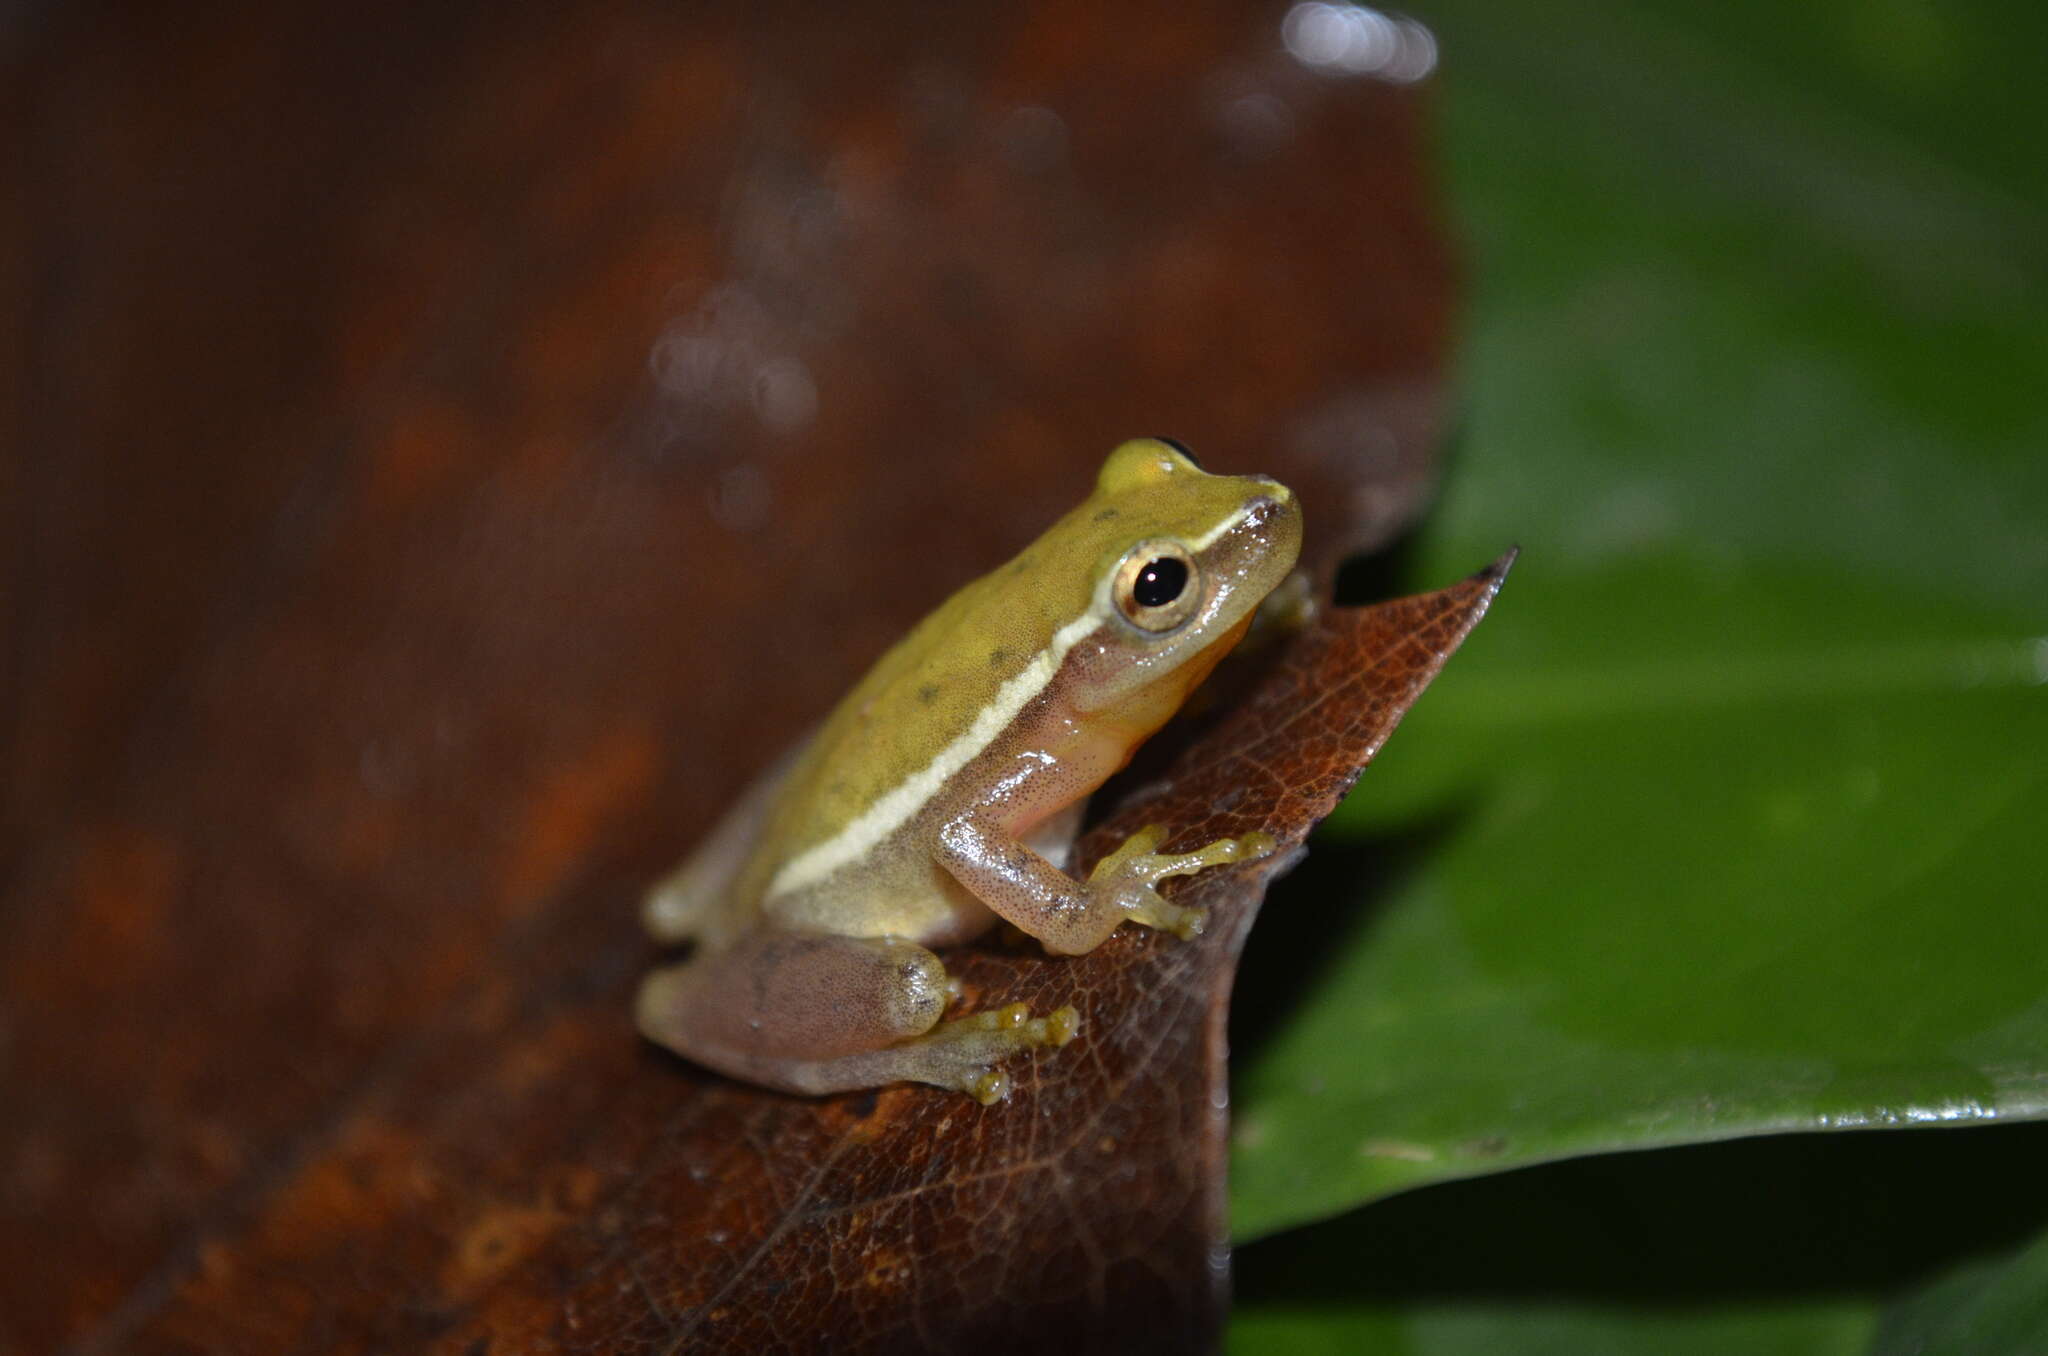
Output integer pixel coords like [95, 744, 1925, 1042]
[761, 839, 996, 946]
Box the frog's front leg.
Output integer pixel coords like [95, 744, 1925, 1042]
[936, 812, 1277, 956]
[636, 929, 1079, 1103]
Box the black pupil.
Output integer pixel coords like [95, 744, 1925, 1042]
[1133, 557, 1188, 608]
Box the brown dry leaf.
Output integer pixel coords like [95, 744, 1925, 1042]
[146, 562, 1511, 1356]
[2, 3, 1464, 1354]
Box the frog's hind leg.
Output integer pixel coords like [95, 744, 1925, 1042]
[636, 929, 1079, 1104]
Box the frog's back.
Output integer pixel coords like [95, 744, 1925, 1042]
[738, 555, 1088, 898]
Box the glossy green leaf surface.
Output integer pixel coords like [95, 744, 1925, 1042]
[1229, 0, 2048, 1243]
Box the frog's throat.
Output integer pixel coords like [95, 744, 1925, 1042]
[766, 609, 1105, 900]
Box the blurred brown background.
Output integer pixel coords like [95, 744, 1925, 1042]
[2, 3, 1449, 1350]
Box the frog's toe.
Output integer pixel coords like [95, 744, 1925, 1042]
[968, 1068, 1011, 1105]
[906, 1002, 1083, 1103]
[1145, 830, 1278, 882]
[1122, 885, 1208, 940]
[1094, 828, 1277, 891]
[1092, 828, 1277, 937]
[1090, 824, 1169, 878]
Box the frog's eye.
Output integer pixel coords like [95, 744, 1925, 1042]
[1112, 541, 1201, 632]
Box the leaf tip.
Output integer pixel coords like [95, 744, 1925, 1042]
[1472, 545, 1520, 589]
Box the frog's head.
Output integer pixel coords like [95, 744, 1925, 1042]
[1056, 438, 1302, 719]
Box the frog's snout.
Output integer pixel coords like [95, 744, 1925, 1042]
[1242, 488, 1301, 536]
[1234, 486, 1304, 579]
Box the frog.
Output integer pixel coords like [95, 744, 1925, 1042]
[636, 438, 1303, 1103]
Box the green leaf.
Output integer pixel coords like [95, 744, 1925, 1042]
[1229, 0, 2048, 1241]
[1872, 1228, 2048, 1355]
[1230, 1125, 2048, 1355]
[1231, 1302, 1875, 1356]
[1232, 559, 2047, 1235]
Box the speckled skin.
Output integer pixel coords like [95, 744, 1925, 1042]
[637, 441, 1302, 1102]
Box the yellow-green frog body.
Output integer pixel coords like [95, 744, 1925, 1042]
[637, 439, 1301, 1103]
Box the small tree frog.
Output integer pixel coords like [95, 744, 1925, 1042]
[637, 439, 1302, 1103]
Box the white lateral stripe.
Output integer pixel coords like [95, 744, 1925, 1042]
[768, 609, 1104, 898]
